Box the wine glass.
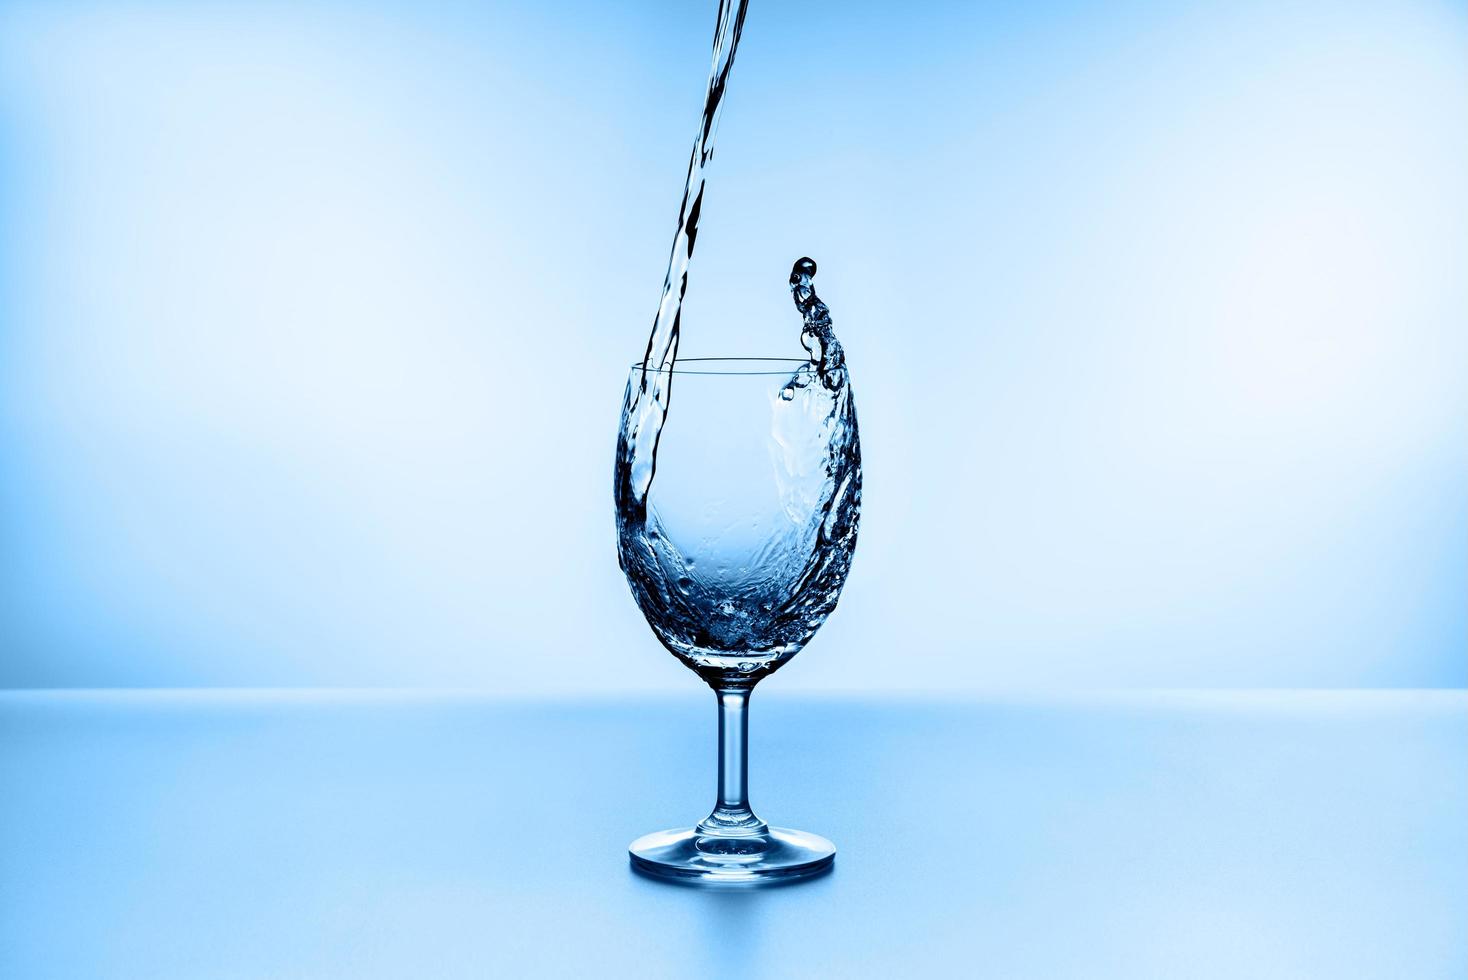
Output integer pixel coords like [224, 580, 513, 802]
[614, 356, 861, 884]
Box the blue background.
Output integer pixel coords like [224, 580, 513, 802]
[1, 0, 1464, 692]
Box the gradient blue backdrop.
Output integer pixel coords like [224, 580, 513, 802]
[1, 0, 1464, 692]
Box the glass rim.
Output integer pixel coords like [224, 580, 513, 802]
[627, 357, 806, 376]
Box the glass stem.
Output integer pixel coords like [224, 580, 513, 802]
[696, 687, 768, 837]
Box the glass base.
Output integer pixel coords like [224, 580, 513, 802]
[628, 827, 835, 885]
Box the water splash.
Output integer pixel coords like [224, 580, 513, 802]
[784, 256, 846, 395]
[613, 0, 860, 685]
[615, 261, 861, 682]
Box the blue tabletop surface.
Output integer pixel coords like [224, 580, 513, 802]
[1, 690, 1464, 978]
